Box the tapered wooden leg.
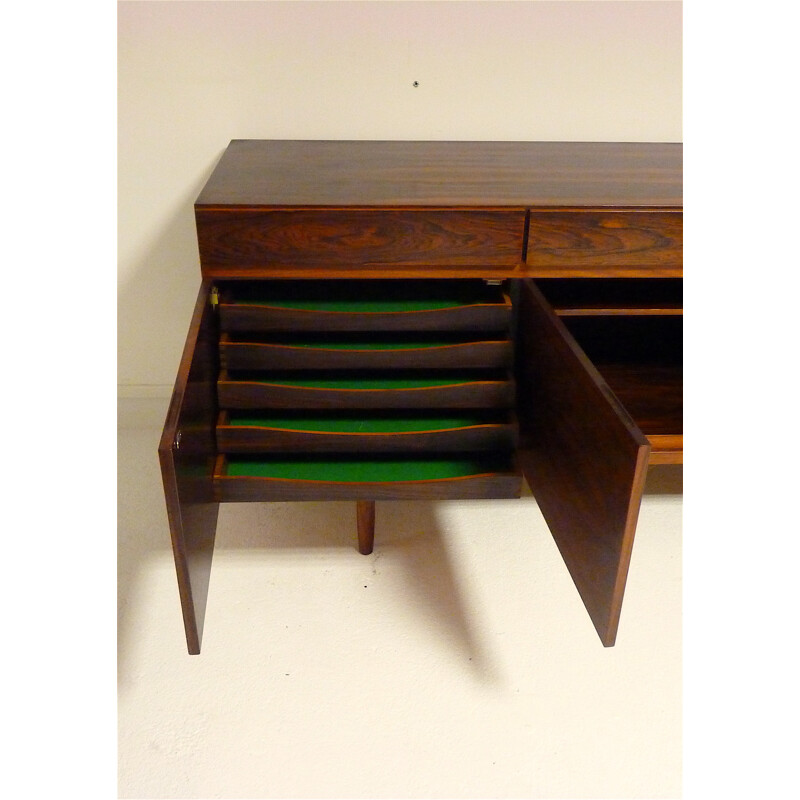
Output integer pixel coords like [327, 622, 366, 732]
[357, 501, 375, 555]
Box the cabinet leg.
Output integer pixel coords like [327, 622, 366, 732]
[357, 501, 375, 555]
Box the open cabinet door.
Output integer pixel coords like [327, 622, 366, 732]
[515, 279, 651, 646]
[158, 280, 220, 654]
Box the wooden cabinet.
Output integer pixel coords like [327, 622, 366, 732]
[159, 140, 682, 653]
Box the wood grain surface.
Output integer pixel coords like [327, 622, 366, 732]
[196, 140, 682, 207]
[158, 281, 220, 654]
[526, 210, 682, 275]
[197, 208, 526, 273]
[515, 279, 651, 646]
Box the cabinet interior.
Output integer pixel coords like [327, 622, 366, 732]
[535, 278, 682, 461]
[211, 277, 682, 485]
[213, 278, 522, 496]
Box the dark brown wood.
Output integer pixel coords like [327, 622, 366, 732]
[216, 371, 517, 411]
[196, 141, 682, 208]
[219, 302, 512, 333]
[590, 363, 682, 437]
[515, 279, 651, 646]
[526, 211, 682, 275]
[197, 208, 526, 274]
[536, 278, 682, 316]
[158, 281, 220, 654]
[215, 415, 518, 454]
[357, 501, 375, 555]
[161, 140, 682, 652]
[217, 285, 511, 333]
[220, 336, 513, 372]
[559, 314, 682, 443]
[555, 307, 682, 317]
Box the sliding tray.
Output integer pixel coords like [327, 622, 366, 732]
[217, 279, 512, 332]
[220, 334, 513, 371]
[216, 410, 518, 453]
[214, 453, 522, 502]
[217, 369, 516, 410]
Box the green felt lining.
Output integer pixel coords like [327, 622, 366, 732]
[225, 455, 513, 482]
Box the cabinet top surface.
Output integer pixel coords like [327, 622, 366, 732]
[195, 140, 682, 209]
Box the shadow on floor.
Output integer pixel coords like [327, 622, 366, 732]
[210, 499, 501, 682]
[643, 464, 683, 495]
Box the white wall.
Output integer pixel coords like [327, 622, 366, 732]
[117, 0, 682, 392]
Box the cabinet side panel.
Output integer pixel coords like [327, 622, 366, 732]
[158, 281, 220, 654]
[516, 279, 650, 646]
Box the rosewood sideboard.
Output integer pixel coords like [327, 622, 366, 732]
[159, 140, 682, 653]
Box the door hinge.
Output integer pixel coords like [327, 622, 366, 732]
[210, 286, 219, 309]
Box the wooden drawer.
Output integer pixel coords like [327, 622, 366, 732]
[217, 280, 512, 333]
[220, 333, 513, 371]
[196, 208, 526, 275]
[214, 453, 522, 502]
[217, 369, 516, 410]
[525, 211, 682, 276]
[216, 410, 518, 453]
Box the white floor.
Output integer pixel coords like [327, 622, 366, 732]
[118, 397, 682, 799]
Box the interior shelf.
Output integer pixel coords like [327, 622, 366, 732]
[561, 314, 682, 457]
[535, 278, 683, 316]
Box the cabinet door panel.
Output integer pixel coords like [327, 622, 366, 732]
[158, 281, 220, 654]
[515, 280, 650, 646]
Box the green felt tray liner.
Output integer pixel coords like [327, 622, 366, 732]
[226, 413, 498, 433]
[225, 455, 513, 482]
[222, 283, 505, 314]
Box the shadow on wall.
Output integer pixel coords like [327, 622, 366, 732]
[117, 151, 223, 393]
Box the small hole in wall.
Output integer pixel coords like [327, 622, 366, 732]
[412, 81, 419, 87]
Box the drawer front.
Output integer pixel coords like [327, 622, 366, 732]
[220, 336, 514, 371]
[216, 412, 518, 454]
[526, 211, 682, 276]
[196, 208, 526, 274]
[217, 371, 516, 410]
